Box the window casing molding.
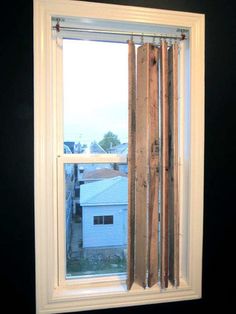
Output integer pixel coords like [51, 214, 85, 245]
[34, 0, 204, 313]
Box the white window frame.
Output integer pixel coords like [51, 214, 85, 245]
[34, 0, 205, 313]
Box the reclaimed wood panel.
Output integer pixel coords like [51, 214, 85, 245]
[168, 43, 180, 287]
[147, 44, 159, 288]
[160, 41, 169, 289]
[127, 40, 136, 290]
[135, 44, 149, 288]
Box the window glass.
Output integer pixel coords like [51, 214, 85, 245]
[94, 216, 104, 225]
[104, 215, 113, 224]
[63, 38, 129, 277]
[63, 40, 128, 151]
[65, 163, 128, 277]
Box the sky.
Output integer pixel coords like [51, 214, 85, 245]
[63, 39, 128, 145]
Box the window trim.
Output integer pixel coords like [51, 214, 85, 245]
[34, 0, 204, 313]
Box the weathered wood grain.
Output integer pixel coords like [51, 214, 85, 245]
[135, 44, 149, 288]
[168, 43, 179, 287]
[127, 40, 136, 290]
[147, 44, 159, 288]
[160, 41, 169, 289]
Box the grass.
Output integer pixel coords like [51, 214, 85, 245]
[67, 255, 127, 277]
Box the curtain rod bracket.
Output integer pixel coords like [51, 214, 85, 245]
[56, 18, 61, 33]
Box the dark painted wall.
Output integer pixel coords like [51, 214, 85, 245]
[0, 0, 235, 313]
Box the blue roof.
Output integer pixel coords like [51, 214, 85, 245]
[83, 142, 106, 154]
[80, 176, 128, 206]
[108, 143, 128, 154]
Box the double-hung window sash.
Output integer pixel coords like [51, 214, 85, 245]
[127, 40, 179, 289]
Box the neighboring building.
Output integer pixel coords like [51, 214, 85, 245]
[64, 144, 74, 184]
[80, 176, 128, 248]
[74, 142, 87, 153]
[64, 144, 75, 256]
[108, 142, 128, 155]
[76, 142, 111, 175]
[64, 141, 75, 153]
[108, 142, 128, 174]
[66, 191, 73, 258]
[84, 141, 107, 154]
[64, 141, 106, 154]
[75, 168, 127, 220]
[81, 168, 127, 183]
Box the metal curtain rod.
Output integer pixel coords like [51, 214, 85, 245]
[53, 23, 187, 41]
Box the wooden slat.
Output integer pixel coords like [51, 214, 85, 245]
[135, 44, 149, 288]
[168, 43, 179, 287]
[147, 45, 159, 288]
[127, 40, 136, 290]
[160, 41, 169, 289]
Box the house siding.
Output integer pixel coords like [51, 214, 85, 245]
[82, 205, 127, 248]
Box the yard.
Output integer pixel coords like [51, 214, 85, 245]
[67, 219, 127, 277]
[67, 254, 127, 277]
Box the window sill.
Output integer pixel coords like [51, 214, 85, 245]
[40, 278, 199, 313]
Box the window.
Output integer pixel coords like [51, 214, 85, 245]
[104, 215, 114, 225]
[62, 39, 128, 278]
[94, 216, 114, 225]
[34, 1, 204, 313]
[94, 216, 104, 225]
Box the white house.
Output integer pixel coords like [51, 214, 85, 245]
[80, 176, 128, 248]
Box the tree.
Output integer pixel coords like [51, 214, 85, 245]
[98, 131, 121, 152]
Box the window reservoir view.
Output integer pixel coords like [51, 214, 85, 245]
[63, 39, 128, 277]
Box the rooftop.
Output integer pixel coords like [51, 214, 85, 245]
[108, 143, 128, 154]
[83, 168, 127, 181]
[83, 142, 106, 154]
[80, 176, 128, 206]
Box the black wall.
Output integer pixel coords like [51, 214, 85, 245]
[1, 0, 235, 313]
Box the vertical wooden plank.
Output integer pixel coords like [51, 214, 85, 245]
[135, 44, 149, 288]
[168, 43, 179, 287]
[147, 45, 159, 288]
[127, 40, 136, 290]
[160, 41, 169, 289]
